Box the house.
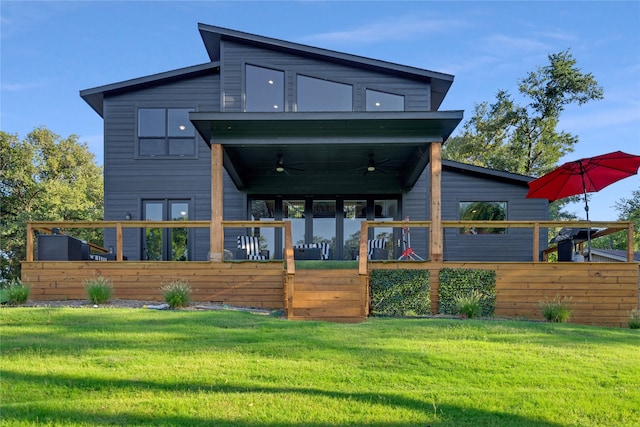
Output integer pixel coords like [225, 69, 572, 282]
[590, 249, 640, 263]
[23, 24, 638, 327]
[79, 23, 548, 263]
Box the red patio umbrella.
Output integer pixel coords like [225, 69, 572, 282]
[526, 150, 640, 259]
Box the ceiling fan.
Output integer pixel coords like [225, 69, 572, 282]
[357, 153, 392, 175]
[272, 154, 304, 174]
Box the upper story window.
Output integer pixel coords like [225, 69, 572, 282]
[366, 89, 405, 111]
[297, 75, 352, 112]
[138, 108, 195, 157]
[459, 201, 507, 234]
[245, 65, 284, 112]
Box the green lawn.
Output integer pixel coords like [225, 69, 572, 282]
[1, 307, 639, 426]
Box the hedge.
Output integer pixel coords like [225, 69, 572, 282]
[370, 269, 430, 316]
[438, 268, 496, 317]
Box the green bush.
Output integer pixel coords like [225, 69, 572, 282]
[628, 309, 640, 329]
[4, 279, 31, 305]
[454, 290, 483, 318]
[161, 280, 191, 308]
[370, 269, 430, 316]
[539, 294, 572, 323]
[439, 268, 496, 317]
[84, 276, 114, 304]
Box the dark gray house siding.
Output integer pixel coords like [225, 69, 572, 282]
[102, 73, 244, 260]
[84, 24, 549, 262]
[220, 41, 431, 113]
[440, 164, 548, 262]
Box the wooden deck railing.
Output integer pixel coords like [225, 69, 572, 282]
[358, 220, 636, 274]
[27, 220, 295, 273]
[27, 219, 634, 270]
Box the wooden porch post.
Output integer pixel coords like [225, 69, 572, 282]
[430, 142, 443, 262]
[210, 143, 224, 262]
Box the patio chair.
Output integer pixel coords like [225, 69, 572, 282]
[294, 243, 331, 260]
[236, 235, 268, 260]
[368, 238, 387, 260]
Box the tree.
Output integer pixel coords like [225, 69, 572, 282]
[1, 127, 104, 283]
[443, 50, 604, 177]
[592, 188, 640, 251]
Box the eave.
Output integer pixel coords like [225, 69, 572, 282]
[191, 111, 463, 194]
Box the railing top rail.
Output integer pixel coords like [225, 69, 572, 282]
[28, 220, 291, 229]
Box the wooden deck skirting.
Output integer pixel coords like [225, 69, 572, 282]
[21, 261, 286, 309]
[22, 220, 639, 326]
[371, 262, 639, 328]
[22, 260, 638, 327]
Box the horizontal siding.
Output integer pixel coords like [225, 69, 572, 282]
[221, 40, 431, 113]
[440, 169, 547, 262]
[102, 73, 244, 260]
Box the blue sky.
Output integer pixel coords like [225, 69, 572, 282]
[1, 0, 639, 221]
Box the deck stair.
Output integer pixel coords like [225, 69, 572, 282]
[287, 269, 368, 323]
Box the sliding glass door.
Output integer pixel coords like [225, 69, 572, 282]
[248, 197, 399, 260]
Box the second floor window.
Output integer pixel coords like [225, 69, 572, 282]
[138, 108, 195, 157]
[366, 89, 404, 111]
[245, 65, 284, 112]
[297, 75, 352, 112]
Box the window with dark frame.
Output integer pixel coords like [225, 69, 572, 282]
[297, 75, 352, 112]
[245, 64, 285, 112]
[365, 89, 405, 111]
[459, 201, 507, 234]
[138, 108, 195, 157]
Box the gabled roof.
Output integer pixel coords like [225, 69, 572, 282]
[197, 23, 455, 110]
[80, 62, 219, 116]
[442, 159, 534, 186]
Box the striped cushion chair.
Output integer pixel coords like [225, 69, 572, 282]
[367, 239, 387, 260]
[237, 235, 267, 260]
[295, 243, 331, 260]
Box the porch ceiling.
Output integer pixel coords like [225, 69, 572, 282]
[191, 111, 463, 194]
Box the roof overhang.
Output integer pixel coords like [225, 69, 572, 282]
[198, 24, 455, 110]
[80, 62, 220, 116]
[191, 111, 463, 194]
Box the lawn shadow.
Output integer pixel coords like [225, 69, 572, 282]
[1, 369, 565, 427]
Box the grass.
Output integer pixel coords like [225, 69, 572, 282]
[1, 308, 639, 426]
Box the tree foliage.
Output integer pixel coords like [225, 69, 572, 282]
[443, 50, 604, 177]
[592, 188, 640, 251]
[1, 127, 104, 282]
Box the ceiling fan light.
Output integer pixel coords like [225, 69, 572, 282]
[276, 166, 285, 172]
[367, 165, 376, 172]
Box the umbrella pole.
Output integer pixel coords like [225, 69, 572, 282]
[580, 164, 591, 261]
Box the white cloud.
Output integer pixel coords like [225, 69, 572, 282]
[301, 16, 463, 45]
[1, 81, 43, 91]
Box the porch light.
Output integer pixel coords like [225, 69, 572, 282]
[125, 212, 132, 220]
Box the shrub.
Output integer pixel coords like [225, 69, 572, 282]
[161, 280, 191, 308]
[439, 268, 496, 317]
[454, 290, 483, 318]
[540, 294, 572, 323]
[370, 269, 430, 316]
[84, 276, 114, 304]
[628, 309, 640, 329]
[4, 279, 31, 305]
